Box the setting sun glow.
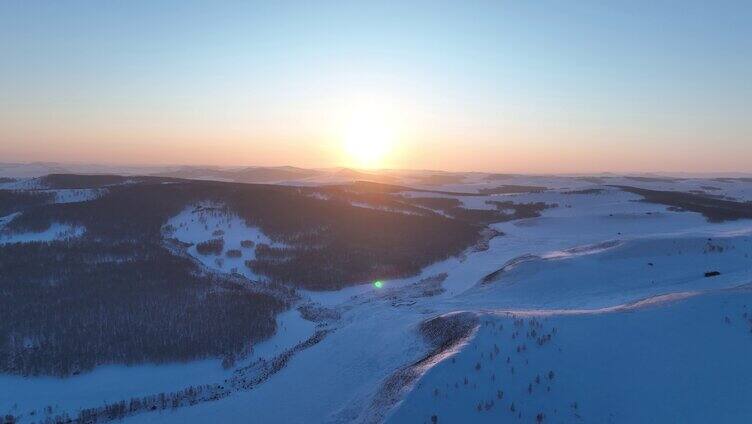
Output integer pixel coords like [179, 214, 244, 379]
[342, 117, 394, 169]
[337, 96, 401, 169]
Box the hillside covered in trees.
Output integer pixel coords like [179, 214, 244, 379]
[0, 239, 286, 377]
[0, 176, 484, 376]
[7, 178, 483, 289]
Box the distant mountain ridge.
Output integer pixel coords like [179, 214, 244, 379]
[153, 166, 323, 183]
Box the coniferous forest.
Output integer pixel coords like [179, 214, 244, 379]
[0, 176, 483, 376]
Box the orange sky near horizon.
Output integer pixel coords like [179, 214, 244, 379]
[2, 1, 751, 174]
[3, 131, 750, 174]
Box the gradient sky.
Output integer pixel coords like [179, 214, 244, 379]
[1, 0, 751, 173]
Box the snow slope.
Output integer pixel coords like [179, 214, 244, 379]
[389, 288, 752, 423]
[459, 234, 752, 310]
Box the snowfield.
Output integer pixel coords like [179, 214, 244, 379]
[163, 202, 285, 280]
[389, 288, 752, 423]
[3, 173, 752, 423]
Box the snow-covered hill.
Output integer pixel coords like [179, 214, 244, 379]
[390, 288, 752, 423]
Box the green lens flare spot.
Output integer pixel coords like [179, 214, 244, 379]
[373, 280, 383, 288]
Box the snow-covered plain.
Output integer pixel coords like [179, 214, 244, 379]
[4, 174, 752, 423]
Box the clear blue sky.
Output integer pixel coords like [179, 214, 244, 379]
[1, 0, 750, 172]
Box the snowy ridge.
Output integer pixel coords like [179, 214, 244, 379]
[540, 239, 622, 260]
[480, 240, 623, 285]
[483, 290, 702, 317]
[361, 312, 480, 424]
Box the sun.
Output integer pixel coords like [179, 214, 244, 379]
[337, 96, 400, 169]
[342, 116, 394, 169]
